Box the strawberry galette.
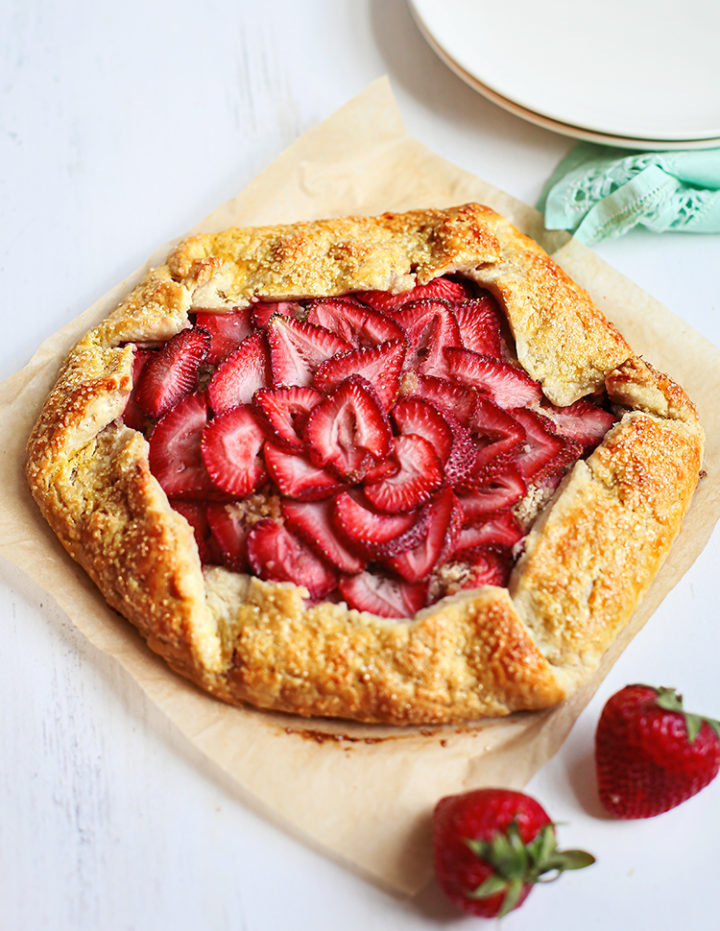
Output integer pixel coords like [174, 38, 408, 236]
[26, 204, 703, 724]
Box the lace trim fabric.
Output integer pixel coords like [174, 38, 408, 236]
[538, 143, 720, 244]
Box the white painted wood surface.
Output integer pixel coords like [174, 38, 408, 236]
[2, 2, 718, 929]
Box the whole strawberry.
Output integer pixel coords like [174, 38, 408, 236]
[595, 685, 720, 819]
[432, 788, 594, 919]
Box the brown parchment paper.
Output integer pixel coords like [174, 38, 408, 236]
[1, 79, 719, 895]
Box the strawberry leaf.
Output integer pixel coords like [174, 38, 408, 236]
[463, 819, 593, 917]
[466, 874, 508, 898]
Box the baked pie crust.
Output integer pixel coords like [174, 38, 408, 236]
[25, 204, 703, 725]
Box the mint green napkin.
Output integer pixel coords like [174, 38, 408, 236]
[538, 142, 720, 244]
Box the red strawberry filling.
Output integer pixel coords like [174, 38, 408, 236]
[171, 500, 222, 565]
[206, 502, 250, 571]
[282, 498, 366, 574]
[247, 519, 337, 599]
[250, 300, 301, 329]
[305, 298, 405, 347]
[362, 434, 443, 513]
[304, 376, 392, 481]
[454, 296, 505, 357]
[200, 405, 268, 498]
[338, 571, 428, 619]
[267, 316, 350, 387]
[195, 308, 254, 365]
[446, 347, 543, 408]
[136, 328, 209, 419]
[393, 299, 462, 376]
[333, 491, 426, 558]
[391, 397, 454, 464]
[255, 385, 323, 449]
[208, 331, 271, 414]
[456, 467, 527, 521]
[263, 443, 342, 500]
[124, 278, 618, 618]
[313, 339, 406, 410]
[385, 487, 462, 582]
[147, 392, 217, 499]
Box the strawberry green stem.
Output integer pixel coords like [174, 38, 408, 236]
[648, 686, 720, 743]
[464, 823, 594, 918]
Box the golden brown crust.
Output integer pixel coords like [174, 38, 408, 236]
[25, 204, 703, 725]
[205, 576, 562, 723]
[512, 415, 702, 685]
[465, 211, 632, 405]
[168, 204, 505, 303]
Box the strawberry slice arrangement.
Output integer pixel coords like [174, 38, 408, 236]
[122, 278, 617, 618]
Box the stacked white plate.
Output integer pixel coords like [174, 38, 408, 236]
[410, 0, 720, 150]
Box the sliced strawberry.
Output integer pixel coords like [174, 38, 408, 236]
[313, 339, 406, 410]
[264, 443, 342, 500]
[361, 457, 399, 484]
[333, 491, 426, 558]
[529, 436, 584, 493]
[338, 571, 427, 619]
[542, 399, 617, 449]
[306, 298, 405, 347]
[148, 392, 217, 499]
[413, 315, 455, 377]
[454, 545, 514, 589]
[362, 434, 443, 514]
[409, 374, 478, 425]
[453, 511, 524, 554]
[170, 500, 222, 565]
[282, 499, 366, 573]
[457, 467, 527, 522]
[267, 316, 351, 387]
[454, 296, 504, 358]
[207, 331, 271, 414]
[385, 488, 462, 582]
[194, 308, 254, 365]
[122, 348, 152, 432]
[442, 414, 478, 485]
[392, 299, 462, 376]
[247, 519, 336, 598]
[445, 348, 543, 408]
[356, 277, 470, 313]
[250, 300, 301, 329]
[467, 399, 526, 477]
[255, 385, 323, 449]
[509, 408, 566, 479]
[200, 404, 268, 498]
[304, 376, 392, 481]
[458, 464, 527, 524]
[391, 397, 453, 464]
[206, 503, 250, 572]
[136, 328, 209, 418]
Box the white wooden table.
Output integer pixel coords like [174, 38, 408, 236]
[2, 2, 718, 928]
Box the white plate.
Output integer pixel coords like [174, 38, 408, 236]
[413, 16, 720, 150]
[410, 0, 720, 142]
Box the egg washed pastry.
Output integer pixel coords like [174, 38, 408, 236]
[26, 204, 703, 725]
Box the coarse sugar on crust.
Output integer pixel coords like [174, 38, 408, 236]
[26, 204, 703, 725]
